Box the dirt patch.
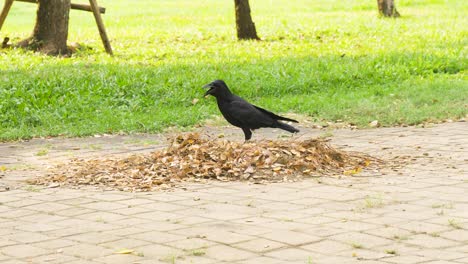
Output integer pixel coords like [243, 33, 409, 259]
[28, 133, 377, 191]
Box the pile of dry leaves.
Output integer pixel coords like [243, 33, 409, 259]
[29, 133, 374, 191]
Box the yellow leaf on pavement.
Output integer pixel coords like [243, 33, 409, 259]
[114, 249, 134, 254]
[344, 167, 362, 175]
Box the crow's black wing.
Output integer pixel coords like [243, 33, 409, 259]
[253, 105, 298, 123]
[220, 100, 275, 129]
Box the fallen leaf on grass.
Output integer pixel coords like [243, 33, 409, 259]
[369, 120, 380, 127]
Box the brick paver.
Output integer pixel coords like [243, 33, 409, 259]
[0, 122, 467, 263]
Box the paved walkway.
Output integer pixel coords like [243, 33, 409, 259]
[0, 122, 467, 264]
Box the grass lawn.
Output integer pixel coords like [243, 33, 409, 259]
[0, 0, 466, 140]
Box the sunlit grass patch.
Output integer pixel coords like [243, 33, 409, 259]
[0, 0, 466, 140]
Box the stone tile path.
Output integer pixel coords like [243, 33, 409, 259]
[0, 122, 467, 264]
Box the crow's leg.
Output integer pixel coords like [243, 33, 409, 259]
[242, 127, 252, 141]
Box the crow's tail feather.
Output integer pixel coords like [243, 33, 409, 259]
[276, 121, 299, 133]
[276, 116, 299, 123]
[253, 105, 299, 123]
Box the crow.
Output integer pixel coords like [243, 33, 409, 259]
[203, 80, 299, 141]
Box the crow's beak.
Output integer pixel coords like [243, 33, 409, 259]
[203, 84, 213, 98]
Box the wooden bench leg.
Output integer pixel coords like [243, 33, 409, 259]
[0, 0, 14, 32]
[89, 0, 113, 55]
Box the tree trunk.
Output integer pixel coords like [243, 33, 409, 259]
[377, 0, 400, 17]
[19, 0, 71, 55]
[234, 0, 259, 40]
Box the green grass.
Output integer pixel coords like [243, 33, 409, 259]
[190, 249, 206, 257]
[351, 242, 363, 249]
[0, 0, 466, 140]
[448, 219, 463, 229]
[35, 148, 49, 156]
